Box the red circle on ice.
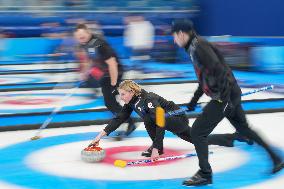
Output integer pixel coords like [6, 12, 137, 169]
[102, 146, 185, 167]
[2, 98, 56, 105]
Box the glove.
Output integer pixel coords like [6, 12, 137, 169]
[186, 101, 197, 112]
[223, 101, 234, 117]
[88, 140, 99, 148]
[111, 85, 119, 95]
[90, 67, 104, 80]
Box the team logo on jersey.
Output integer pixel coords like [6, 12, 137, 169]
[148, 102, 154, 109]
[88, 47, 96, 53]
[88, 48, 97, 58]
[134, 98, 143, 112]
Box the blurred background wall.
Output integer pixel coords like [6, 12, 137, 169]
[195, 0, 284, 36]
[0, 0, 283, 72]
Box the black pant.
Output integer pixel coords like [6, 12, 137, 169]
[143, 114, 240, 151]
[191, 99, 282, 175]
[86, 75, 122, 114]
[100, 76, 122, 114]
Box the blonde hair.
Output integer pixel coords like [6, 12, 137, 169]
[118, 80, 142, 96]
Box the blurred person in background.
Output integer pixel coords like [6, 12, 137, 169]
[171, 19, 284, 187]
[74, 23, 137, 138]
[123, 15, 154, 71]
[40, 22, 72, 74]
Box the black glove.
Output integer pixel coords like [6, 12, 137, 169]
[223, 101, 234, 117]
[186, 101, 197, 112]
[88, 141, 99, 148]
[111, 85, 119, 95]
